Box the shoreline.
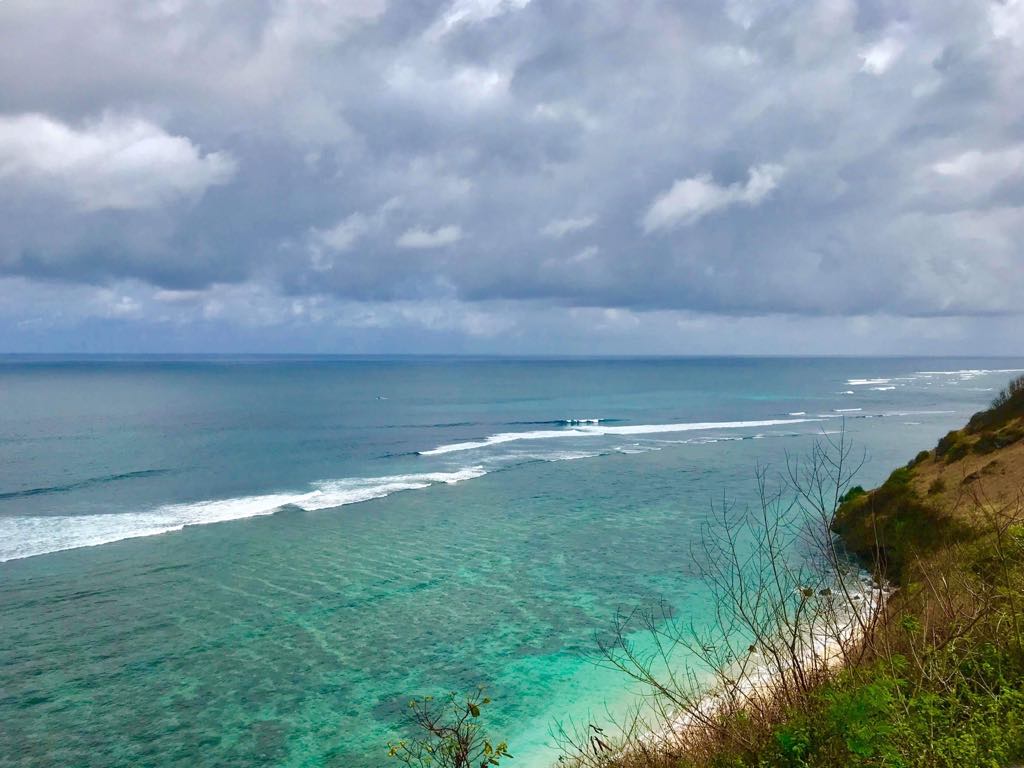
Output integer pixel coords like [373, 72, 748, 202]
[630, 576, 890, 758]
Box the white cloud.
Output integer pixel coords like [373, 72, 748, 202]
[573, 245, 599, 262]
[932, 145, 1024, 191]
[859, 37, 905, 75]
[540, 215, 596, 238]
[305, 199, 402, 270]
[991, 0, 1024, 45]
[0, 113, 236, 211]
[154, 289, 203, 303]
[396, 224, 463, 249]
[96, 290, 143, 318]
[387, 64, 510, 109]
[642, 164, 785, 232]
[428, 0, 531, 38]
[307, 213, 370, 270]
[231, 0, 388, 95]
[312, 214, 370, 252]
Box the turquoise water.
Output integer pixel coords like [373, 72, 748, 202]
[1, 357, 1022, 767]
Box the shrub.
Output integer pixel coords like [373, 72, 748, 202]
[970, 426, 1022, 454]
[943, 439, 970, 463]
[387, 688, 511, 768]
[819, 677, 898, 764]
[907, 450, 931, 468]
[968, 375, 1024, 433]
[973, 433, 999, 454]
[935, 430, 962, 458]
[992, 374, 1024, 409]
[884, 466, 914, 489]
[771, 722, 811, 767]
[997, 426, 1024, 447]
[838, 485, 866, 504]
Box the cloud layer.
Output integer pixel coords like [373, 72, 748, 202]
[0, 0, 1022, 352]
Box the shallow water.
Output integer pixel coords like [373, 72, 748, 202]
[1, 356, 1021, 766]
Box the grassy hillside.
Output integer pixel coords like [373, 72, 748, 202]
[737, 375, 1024, 768]
[834, 375, 1024, 578]
[594, 376, 1024, 768]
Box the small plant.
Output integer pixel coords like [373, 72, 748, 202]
[907, 450, 931, 468]
[388, 687, 512, 768]
[943, 439, 969, 463]
[992, 374, 1024, 409]
[935, 430, 962, 458]
[927, 477, 946, 495]
[838, 485, 866, 505]
[884, 466, 914, 488]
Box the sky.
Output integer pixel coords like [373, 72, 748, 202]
[0, 0, 1022, 355]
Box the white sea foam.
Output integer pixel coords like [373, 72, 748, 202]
[916, 368, 1024, 376]
[788, 411, 807, 416]
[616, 444, 662, 454]
[0, 468, 485, 562]
[847, 378, 891, 386]
[542, 451, 603, 461]
[870, 386, 896, 391]
[884, 410, 955, 417]
[419, 418, 823, 456]
[484, 449, 604, 464]
[834, 408, 862, 412]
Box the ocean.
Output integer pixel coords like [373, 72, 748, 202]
[2, 356, 1022, 767]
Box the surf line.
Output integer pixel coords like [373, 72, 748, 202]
[420, 417, 824, 456]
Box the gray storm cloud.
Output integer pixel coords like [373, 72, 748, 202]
[0, 0, 1022, 352]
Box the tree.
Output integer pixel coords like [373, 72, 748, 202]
[388, 687, 512, 768]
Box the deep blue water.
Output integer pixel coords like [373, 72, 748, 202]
[1, 356, 1021, 766]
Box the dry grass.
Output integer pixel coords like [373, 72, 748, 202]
[909, 419, 1024, 516]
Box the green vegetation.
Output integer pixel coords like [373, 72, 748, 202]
[387, 688, 511, 768]
[832, 461, 971, 578]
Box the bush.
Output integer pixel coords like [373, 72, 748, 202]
[997, 426, 1024, 448]
[968, 375, 1024, 433]
[907, 450, 931, 468]
[838, 485, 866, 505]
[944, 439, 970, 464]
[387, 688, 511, 768]
[935, 430, 962, 458]
[884, 466, 914, 489]
[992, 374, 1024, 409]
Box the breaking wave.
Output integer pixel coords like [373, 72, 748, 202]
[0, 468, 484, 563]
[419, 418, 822, 456]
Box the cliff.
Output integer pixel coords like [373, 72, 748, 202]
[834, 376, 1024, 581]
